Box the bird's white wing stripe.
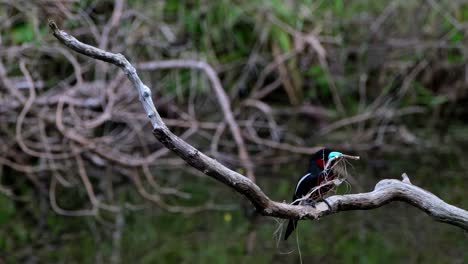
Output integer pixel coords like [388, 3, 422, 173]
[295, 173, 311, 194]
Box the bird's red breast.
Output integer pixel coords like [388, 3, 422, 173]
[315, 158, 325, 169]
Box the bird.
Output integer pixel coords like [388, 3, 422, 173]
[283, 148, 344, 241]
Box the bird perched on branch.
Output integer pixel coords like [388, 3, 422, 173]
[284, 148, 359, 240]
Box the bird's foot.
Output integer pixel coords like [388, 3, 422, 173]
[301, 200, 317, 208]
[301, 199, 332, 210]
[320, 198, 332, 211]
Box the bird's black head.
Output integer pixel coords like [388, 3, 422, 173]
[308, 148, 342, 173]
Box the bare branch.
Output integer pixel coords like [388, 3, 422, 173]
[324, 175, 468, 230]
[49, 21, 468, 231]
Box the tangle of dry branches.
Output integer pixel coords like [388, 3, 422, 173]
[48, 21, 468, 231]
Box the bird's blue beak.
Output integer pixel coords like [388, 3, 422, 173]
[328, 151, 342, 159]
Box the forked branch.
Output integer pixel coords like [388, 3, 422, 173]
[49, 21, 468, 231]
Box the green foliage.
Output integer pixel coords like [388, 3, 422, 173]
[0, 196, 14, 225]
[271, 26, 291, 52]
[11, 22, 34, 44]
[307, 65, 329, 98]
[413, 82, 449, 106]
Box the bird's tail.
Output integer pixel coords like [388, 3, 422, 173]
[284, 219, 298, 240]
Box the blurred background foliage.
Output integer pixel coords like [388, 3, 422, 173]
[1, 0, 467, 263]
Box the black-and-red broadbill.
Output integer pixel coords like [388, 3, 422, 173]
[284, 148, 344, 240]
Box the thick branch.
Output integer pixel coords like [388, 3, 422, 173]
[49, 21, 468, 231]
[324, 176, 468, 230]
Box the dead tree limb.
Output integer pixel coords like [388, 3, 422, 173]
[49, 21, 468, 231]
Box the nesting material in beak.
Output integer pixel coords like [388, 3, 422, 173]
[322, 153, 360, 186]
[340, 154, 360, 160]
[324, 153, 359, 170]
